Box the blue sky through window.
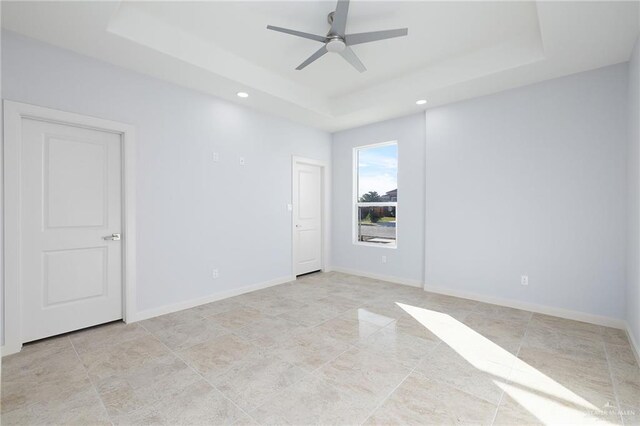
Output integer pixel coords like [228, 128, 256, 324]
[357, 143, 398, 198]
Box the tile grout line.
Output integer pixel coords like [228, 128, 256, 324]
[236, 302, 385, 422]
[97, 290, 541, 424]
[242, 340, 354, 420]
[73, 280, 554, 424]
[357, 303, 496, 425]
[205, 290, 368, 336]
[137, 322, 259, 425]
[67, 335, 115, 426]
[602, 336, 625, 425]
[355, 299, 481, 425]
[488, 311, 534, 426]
[226, 285, 413, 421]
[13, 276, 631, 425]
[144, 284, 380, 423]
[358, 338, 443, 426]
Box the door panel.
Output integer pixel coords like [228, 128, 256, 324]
[298, 170, 320, 219]
[20, 118, 123, 342]
[298, 229, 320, 262]
[294, 162, 322, 275]
[43, 247, 107, 306]
[45, 137, 107, 228]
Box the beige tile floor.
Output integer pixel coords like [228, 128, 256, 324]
[2, 271, 639, 425]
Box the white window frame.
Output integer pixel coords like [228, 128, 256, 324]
[352, 141, 398, 249]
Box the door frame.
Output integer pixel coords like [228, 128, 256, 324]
[2, 100, 137, 356]
[291, 156, 330, 278]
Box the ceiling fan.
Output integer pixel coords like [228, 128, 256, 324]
[266, 0, 408, 73]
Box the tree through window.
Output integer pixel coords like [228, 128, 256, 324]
[354, 142, 397, 247]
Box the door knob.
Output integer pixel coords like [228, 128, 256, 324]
[103, 233, 121, 241]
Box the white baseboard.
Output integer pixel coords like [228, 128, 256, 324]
[331, 267, 422, 288]
[132, 275, 295, 322]
[626, 323, 640, 366]
[1, 342, 23, 357]
[1, 275, 294, 357]
[424, 283, 626, 330]
[331, 269, 623, 328]
[332, 268, 624, 329]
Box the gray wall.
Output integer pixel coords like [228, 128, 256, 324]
[425, 64, 628, 320]
[331, 64, 628, 320]
[628, 36, 640, 344]
[331, 113, 426, 285]
[1, 32, 331, 321]
[3, 30, 634, 342]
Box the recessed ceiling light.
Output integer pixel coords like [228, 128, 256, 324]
[237, 92, 249, 98]
[416, 99, 427, 105]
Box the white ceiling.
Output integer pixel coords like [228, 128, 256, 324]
[2, 1, 639, 132]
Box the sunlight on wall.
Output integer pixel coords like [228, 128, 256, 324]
[397, 303, 616, 425]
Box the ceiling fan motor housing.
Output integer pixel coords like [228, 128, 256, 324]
[266, 0, 408, 72]
[326, 37, 346, 53]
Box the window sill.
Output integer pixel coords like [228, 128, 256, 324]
[353, 241, 397, 249]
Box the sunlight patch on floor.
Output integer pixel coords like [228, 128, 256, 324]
[397, 303, 615, 425]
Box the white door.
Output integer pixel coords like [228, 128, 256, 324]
[20, 118, 123, 342]
[293, 162, 323, 275]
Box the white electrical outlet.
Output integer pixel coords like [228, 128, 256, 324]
[382, 255, 387, 264]
[212, 152, 219, 162]
[239, 156, 245, 166]
[212, 269, 219, 279]
[287, 203, 293, 211]
[521, 275, 528, 286]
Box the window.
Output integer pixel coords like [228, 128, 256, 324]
[354, 141, 398, 247]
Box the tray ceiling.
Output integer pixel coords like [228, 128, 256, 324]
[2, 1, 639, 131]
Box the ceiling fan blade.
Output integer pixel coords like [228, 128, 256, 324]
[339, 46, 366, 73]
[330, 0, 350, 37]
[267, 25, 327, 43]
[345, 28, 408, 46]
[296, 45, 329, 70]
